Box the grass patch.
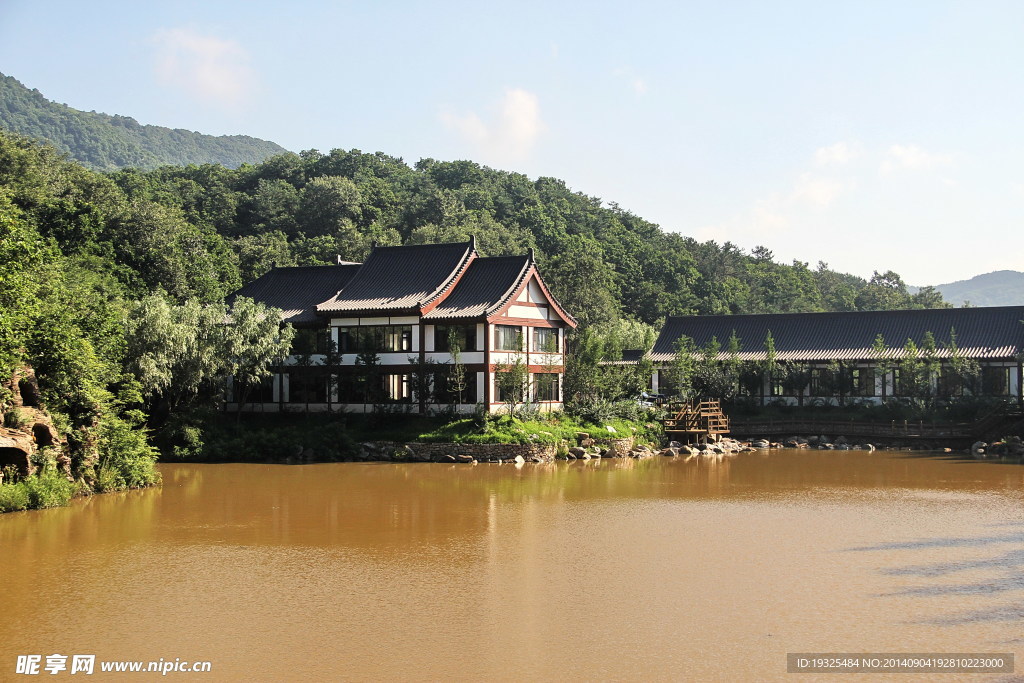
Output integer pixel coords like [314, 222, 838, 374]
[0, 469, 75, 512]
[417, 412, 662, 446]
[179, 409, 665, 461]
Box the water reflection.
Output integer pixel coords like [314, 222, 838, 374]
[0, 451, 1021, 680]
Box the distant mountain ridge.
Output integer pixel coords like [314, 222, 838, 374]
[0, 72, 288, 171]
[926, 270, 1024, 307]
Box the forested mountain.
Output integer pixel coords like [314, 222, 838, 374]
[0, 73, 287, 171]
[931, 271, 1024, 307]
[0, 128, 950, 491]
[103, 146, 947, 325]
[0, 128, 948, 331]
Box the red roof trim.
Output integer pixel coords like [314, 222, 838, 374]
[488, 267, 577, 327]
[419, 249, 477, 315]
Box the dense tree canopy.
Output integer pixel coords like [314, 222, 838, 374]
[0, 72, 286, 171]
[0, 127, 951, 479]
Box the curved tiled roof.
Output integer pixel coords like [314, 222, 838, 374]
[424, 255, 531, 319]
[226, 264, 361, 324]
[650, 307, 1024, 362]
[316, 241, 473, 313]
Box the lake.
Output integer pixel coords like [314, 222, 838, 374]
[1, 451, 1022, 680]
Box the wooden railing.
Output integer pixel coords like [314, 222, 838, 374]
[663, 400, 730, 436]
[729, 405, 1023, 442]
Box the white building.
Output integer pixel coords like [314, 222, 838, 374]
[226, 238, 576, 413]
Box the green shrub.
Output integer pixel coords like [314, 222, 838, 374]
[0, 482, 30, 512]
[96, 415, 160, 492]
[23, 469, 74, 508]
[3, 407, 30, 429]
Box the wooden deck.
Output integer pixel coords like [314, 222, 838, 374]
[663, 400, 730, 444]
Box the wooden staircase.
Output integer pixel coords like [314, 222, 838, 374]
[663, 399, 730, 445]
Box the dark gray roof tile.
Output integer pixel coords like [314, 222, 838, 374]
[316, 241, 473, 313]
[424, 255, 531, 319]
[226, 264, 361, 324]
[651, 307, 1024, 362]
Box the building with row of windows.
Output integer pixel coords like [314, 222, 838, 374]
[226, 239, 576, 413]
[644, 307, 1024, 405]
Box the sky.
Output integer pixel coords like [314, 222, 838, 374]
[1, 0, 1021, 286]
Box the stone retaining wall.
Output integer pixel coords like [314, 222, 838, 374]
[361, 441, 557, 463]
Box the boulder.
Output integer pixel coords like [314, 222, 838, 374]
[514, 455, 526, 465]
[568, 447, 586, 458]
[455, 454, 474, 463]
[433, 453, 457, 463]
[971, 441, 987, 458]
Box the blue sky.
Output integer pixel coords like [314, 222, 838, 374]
[1, 0, 1021, 286]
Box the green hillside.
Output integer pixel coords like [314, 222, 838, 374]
[0, 72, 287, 171]
[933, 271, 1024, 307]
[0, 126, 956, 488]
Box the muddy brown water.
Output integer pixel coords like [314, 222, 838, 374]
[1, 450, 1022, 681]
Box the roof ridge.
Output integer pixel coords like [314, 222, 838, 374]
[417, 243, 476, 310]
[483, 255, 533, 317]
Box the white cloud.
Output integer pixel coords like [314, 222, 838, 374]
[880, 144, 953, 174]
[694, 146, 855, 249]
[788, 173, 845, 207]
[152, 27, 256, 108]
[814, 141, 862, 166]
[441, 88, 544, 162]
[612, 67, 648, 96]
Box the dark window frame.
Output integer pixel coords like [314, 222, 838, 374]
[533, 373, 560, 402]
[494, 324, 523, 351]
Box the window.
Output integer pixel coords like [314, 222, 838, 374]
[938, 366, 964, 397]
[736, 370, 762, 396]
[435, 324, 477, 352]
[291, 327, 328, 355]
[533, 373, 559, 402]
[336, 373, 366, 403]
[495, 373, 525, 403]
[383, 326, 412, 352]
[337, 326, 412, 353]
[533, 327, 558, 353]
[809, 367, 834, 396]
[289, 373, 327, 403]
[893, 368, 918, 396]
[851, 367, 875, 397]
[494, 325, 522, 351]
[237, 376, 275, 403]
[658, 370, 678, 396]
[383, 374, 411, 402]
[982, 366, 1010, 396]
[432, 368, 478, 404]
